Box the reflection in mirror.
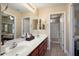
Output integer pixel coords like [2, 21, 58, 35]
[32, 19, 38, 30]
[32, 18, 46, 30]
[42, 24, 45, 29]
[2, 15, 14, 34]
[39, 18, 46, 30]
[1, 13, 15, 45]
[4, 24, 8, 32]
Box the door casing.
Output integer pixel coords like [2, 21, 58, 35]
[48, 11, 66, 54]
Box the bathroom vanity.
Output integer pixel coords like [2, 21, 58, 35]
[1, 34, 48, 56]
[29, 37, 47, 56]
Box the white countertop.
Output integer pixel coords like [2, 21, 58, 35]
[2, 34, 47, 56]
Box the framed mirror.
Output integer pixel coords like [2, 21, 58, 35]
[32, 18, 46, 30]
[2, 15, 14, 33]
[32, 19, 38, 30]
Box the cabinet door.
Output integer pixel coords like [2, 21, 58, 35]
[43, 39, 47, 54]
[29, 37, 48, 56]
[38, 39, 47, 56]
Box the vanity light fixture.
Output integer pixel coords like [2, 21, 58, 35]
[10, 16, 14, 20]
[20, 3, 37, 13]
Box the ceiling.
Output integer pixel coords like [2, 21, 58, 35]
[33, 3, 67, 9]
[1, 3, 67, 13]
[8, 3, 30, 13]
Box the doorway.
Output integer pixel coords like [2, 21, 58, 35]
[50, 14, 60, 44]
[22, 17, 30, 36]
[49, 12, 66, 55]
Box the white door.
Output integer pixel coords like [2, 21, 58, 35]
[60, 14, 64, 49]
[22, 18, 30, 35]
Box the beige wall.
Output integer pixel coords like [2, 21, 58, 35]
[20, 11, 39, 36]
[38, 5, 70, 52]
[38, 5, 68, 35]
[21, 4, 70, 53]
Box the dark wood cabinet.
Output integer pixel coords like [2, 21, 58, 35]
[29, 37, 48, 56]
[29, 48, 38, 56]
[38, 39, 47, 56]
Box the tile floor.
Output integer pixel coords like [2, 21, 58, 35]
[45, 41, 67, 56]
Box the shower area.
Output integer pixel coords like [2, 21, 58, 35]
[50, 13, 64, 49]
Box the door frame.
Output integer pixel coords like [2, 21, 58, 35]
[68, 3, 75, 56]
[48, 11, 66, 54]
[21, 16, 30, 36]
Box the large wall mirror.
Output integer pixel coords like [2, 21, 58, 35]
[1, 13, 15, 45]
[32, 18, 46, 30]
[2, 15, 14, 34]
[32, 19, 38, 30]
